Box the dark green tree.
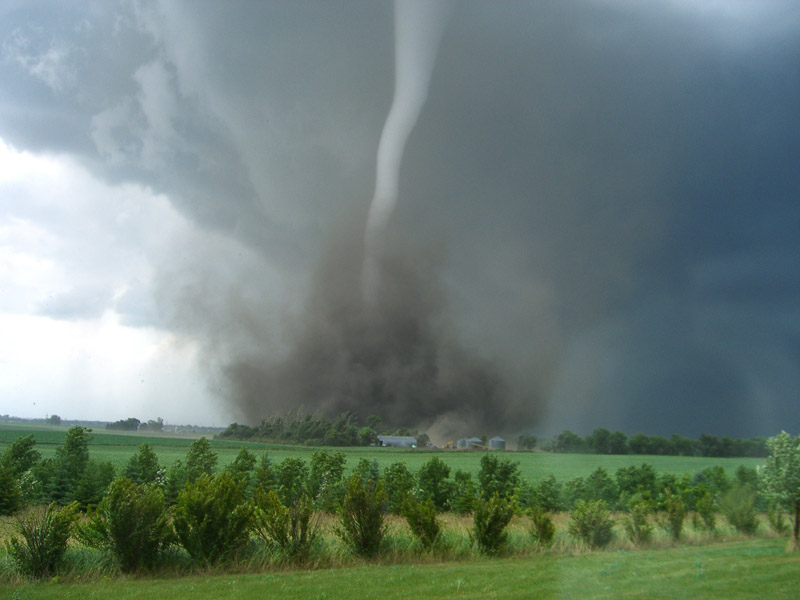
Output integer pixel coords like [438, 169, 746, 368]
[418, 457, 454, 512]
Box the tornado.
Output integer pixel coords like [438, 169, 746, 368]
[362, 0, 454, 303]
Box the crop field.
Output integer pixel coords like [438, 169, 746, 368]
[1, 538, 797, 600]
[0, 424, 765, 482]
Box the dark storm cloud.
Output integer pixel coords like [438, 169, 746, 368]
[2, 0, 799, 436]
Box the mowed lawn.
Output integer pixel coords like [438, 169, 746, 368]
[1, 538, 797, 600]
[0, 423, 766, 482]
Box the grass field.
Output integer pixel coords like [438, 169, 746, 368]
[0, 424, 766, 483]
[1, 538, 797, 599]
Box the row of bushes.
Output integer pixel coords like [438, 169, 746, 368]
[0, 428, 774, 521]
[5, 472, 788, 581]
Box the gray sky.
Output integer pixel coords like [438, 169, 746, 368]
[1, 0, 798, 437]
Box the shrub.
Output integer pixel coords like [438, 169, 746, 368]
[74, 460, 115, 510]
[2, 435, 41, 476]
[583, 467, 619, 508]
[382, 462, 416, 515]
[767, 502, 790, 535]
[78, 477, 172, 572]
[253, 453, 277, 495]
[253, 490, 319, 561]
[472, 493, 514, 556]
[720, 485, 759, 535]
[659, 490, 686, 541]
[184, 437, 218, 483]
[123, 443, 161, 485]
[225, 448, 257, 487]
[695, 489, 716, 532]
[528, 504, 556, 548]
[173, 471, 253, 564]
[530, 474, 565, 512]
[336, 473, 386, 557]
[0, 465, 22, 515]
[418, 457, 454, 512]
[6, 502, 79, 579]
[276, 457, 309, 506]
[402, 497, 440, 549]
[623, 499, 653, 546]
[452, 469, 477, 515]
[478, 454, 520, 501]
[568, 499, 614, 549]
[308, 450, 346, 513]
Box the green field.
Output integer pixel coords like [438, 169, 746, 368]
[0, 424, 766, 482]
[1, 538, 797, 599]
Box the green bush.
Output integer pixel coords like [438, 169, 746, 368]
[659, 491, 686, 541]
[418, 457, 454, 512]
[276, 457, 310, 506]
[478, 454, 520, 501]
[452, 470, 477, 515]
[695, 489, 716, 532]
[0, 465, 22, 515]
[472, 493, 514, 556]
[184, 437, 218, 483]
[123, 443, 161, 485]
[527, 504, 556, 548]
[78, 477, 172, 572]
[336, 473, 386, 557]
[382, 462, 416, 515]
[173, 471, 253, 565]
[253, 490, 319, 561]
[308, 450, 346, 513]
[568, 499, 614, 549]
[529, 474, 566, 512]
[623, 499, 653, 546]
[6, 502, 79, 579]
[74, 460, 115, 510]
[402, 497, 440, 549]
[720, 485, 759, 535]
[767, 502, 790, 535]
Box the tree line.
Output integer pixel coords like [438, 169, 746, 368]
[217, 411, 426, 447]
[536, 428, 769, 457]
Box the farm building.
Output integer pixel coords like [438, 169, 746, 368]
[488, 436, 506, 450]
[457, 437, 484, 449]
[377, 435, 417, 448]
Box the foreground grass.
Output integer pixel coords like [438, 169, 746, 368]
[0, 424, 765, 483]
[1, 538, 797, 599]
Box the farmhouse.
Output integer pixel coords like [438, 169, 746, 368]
[377, 435, 417, 448]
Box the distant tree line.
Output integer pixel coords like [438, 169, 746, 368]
[541, 428, 769, 458]
[106, 417, 164, 432]
[217, 411, 424, 448]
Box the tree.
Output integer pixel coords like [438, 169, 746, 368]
[517, 434, 537, 451]
[478, 453, 520, 501]
[2, 435, 41, 476]
[123, 443, 161, 485]
[587, 428, 613, 454]
[553, 430, 585, 453]
[382, 462, 416, 515]
[184, 437, 217, 482]
[761, 431, 800, 549]
[418, 457, 453, 512]
[47, 415, 62, 426]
